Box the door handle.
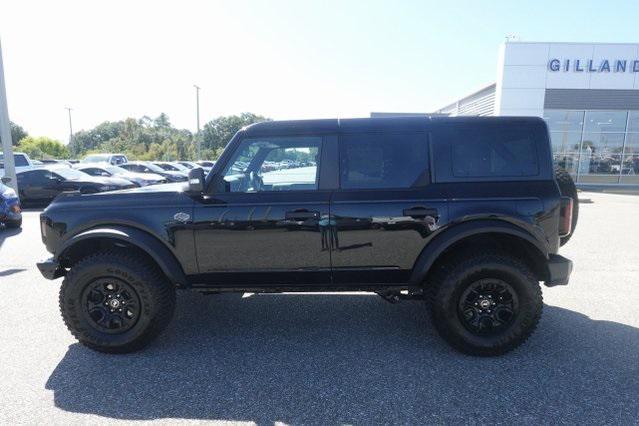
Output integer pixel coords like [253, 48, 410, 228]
[403, 207, 438, 219]
[285, 210, 320, 221]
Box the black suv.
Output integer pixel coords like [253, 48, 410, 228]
[38, 117, 575, 356]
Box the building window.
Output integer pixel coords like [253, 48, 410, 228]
[544, 109, 639, 185]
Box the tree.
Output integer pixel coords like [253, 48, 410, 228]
[69, 121, 125, 156]
[66, 113, 269, 161]
[10, 121, 28, 145]
[201, 113, 269, 153]
[18, 136, 69, 159]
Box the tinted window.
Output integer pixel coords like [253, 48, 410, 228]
[123, 164, 142, 172]
[19, 170, 51, 185]
[445, 125, 539, 178]
[82, 168, 101, 176]
[223, 136, 321, 192]
[14, 155, 29, 167]
[339, 133, 428, 189]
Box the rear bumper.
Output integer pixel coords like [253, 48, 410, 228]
[546, 254, 573, 287]
[36, 257, 65, 280]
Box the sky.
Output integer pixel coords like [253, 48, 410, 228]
[1, 0, 639, 143]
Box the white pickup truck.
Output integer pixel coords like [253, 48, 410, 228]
[0, 151, 39, 176]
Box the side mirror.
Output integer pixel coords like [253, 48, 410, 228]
[1, 176, 10, 184]
[188, 168, 205, 193]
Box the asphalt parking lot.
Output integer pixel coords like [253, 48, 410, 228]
[1, 192, 638, 424]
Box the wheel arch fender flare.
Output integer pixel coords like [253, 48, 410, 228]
[56, 225, 188, 287]
[409, 220, 549, 286]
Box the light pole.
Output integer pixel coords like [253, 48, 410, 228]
[0, 38, 17, 192]
[194, 84, 201, 160]
[65, 107, 73, 146]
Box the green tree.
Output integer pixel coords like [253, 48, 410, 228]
[201, 113, 269, 153]
[10, 121, 28, 145]
[69, 121, 124, 156]
[18, 136, 70, 159]
[67, 113, 269, 161]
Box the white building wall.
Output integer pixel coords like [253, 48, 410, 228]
[495, 42, 639, 117]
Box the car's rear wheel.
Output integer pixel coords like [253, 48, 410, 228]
[430, 252, 542, 356]
[555, 165, 579, 246]
[59, 250, 176, 353]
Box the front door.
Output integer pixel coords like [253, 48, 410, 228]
[330, 131, 447, 284]
[192, 135, 332, 286]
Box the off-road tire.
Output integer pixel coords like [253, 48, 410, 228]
[430, 252, 543, 356]
[59, 251, 176, 353]
[555, 165, 578, 246]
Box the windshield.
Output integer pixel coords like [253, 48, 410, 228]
[104, 165, 129, 175]
[170, 163, 188, 171]
[142, 163, 166, 173]
[83, 154, 109, 163]
[156, 163, 176, 171]
[53, 168, 91, 180]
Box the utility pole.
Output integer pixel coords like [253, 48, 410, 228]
[65, 107, 73, 145]
[194, 84, 201, 160]
[0, 38, 17, 193]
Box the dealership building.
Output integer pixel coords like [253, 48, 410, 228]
[432, 41, 639, 186]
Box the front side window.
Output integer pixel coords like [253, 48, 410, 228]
[223, 136, 321, 192]
[339, 133, 429, 189]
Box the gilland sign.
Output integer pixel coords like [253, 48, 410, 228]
[548, 58, 639, 73]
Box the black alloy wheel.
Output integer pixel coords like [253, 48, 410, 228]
[81, 278, 141, 333]
[458, 278, 519, 335]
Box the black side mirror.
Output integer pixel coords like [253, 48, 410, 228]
[1, 176, 10, 184]
[188, 168, 205, 193]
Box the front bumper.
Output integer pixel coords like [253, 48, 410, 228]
[546, 254, 573, 287]
[36, 257, 65, 280]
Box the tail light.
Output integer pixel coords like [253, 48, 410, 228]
[559, 196, 573, 237]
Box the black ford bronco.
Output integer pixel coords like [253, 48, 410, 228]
[38, 117, 576, 356]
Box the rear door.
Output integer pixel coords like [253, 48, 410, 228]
[330, 130, 448, 284]
[191, 134, 335, 286]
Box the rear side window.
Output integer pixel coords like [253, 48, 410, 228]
[339, 133, 429, 189]
[434, 122, 541, 181]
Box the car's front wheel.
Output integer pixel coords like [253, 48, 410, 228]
[59, 251, 176, 353]
[430, 252, 542, 356]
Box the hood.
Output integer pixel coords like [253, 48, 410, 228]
[1, 183, 19, 202]
[45, 181, 189, 210]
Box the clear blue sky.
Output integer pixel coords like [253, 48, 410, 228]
[2, 0, 639, 141]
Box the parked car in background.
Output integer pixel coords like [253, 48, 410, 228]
[120, 161, 188, 182]
[0, 177, 21, 228]
[40, 159, 73, 167]
[0, 151, 39, 176]
[196, 160, 215, 168]
[75, 164, 166, 186]
[178, 161, 211, 173]
[81, 153, 128, 165]
[17, 167, 136, 206]
[153, 162, 190, 173]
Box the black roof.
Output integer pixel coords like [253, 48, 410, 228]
[242, 116, 545, 135]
